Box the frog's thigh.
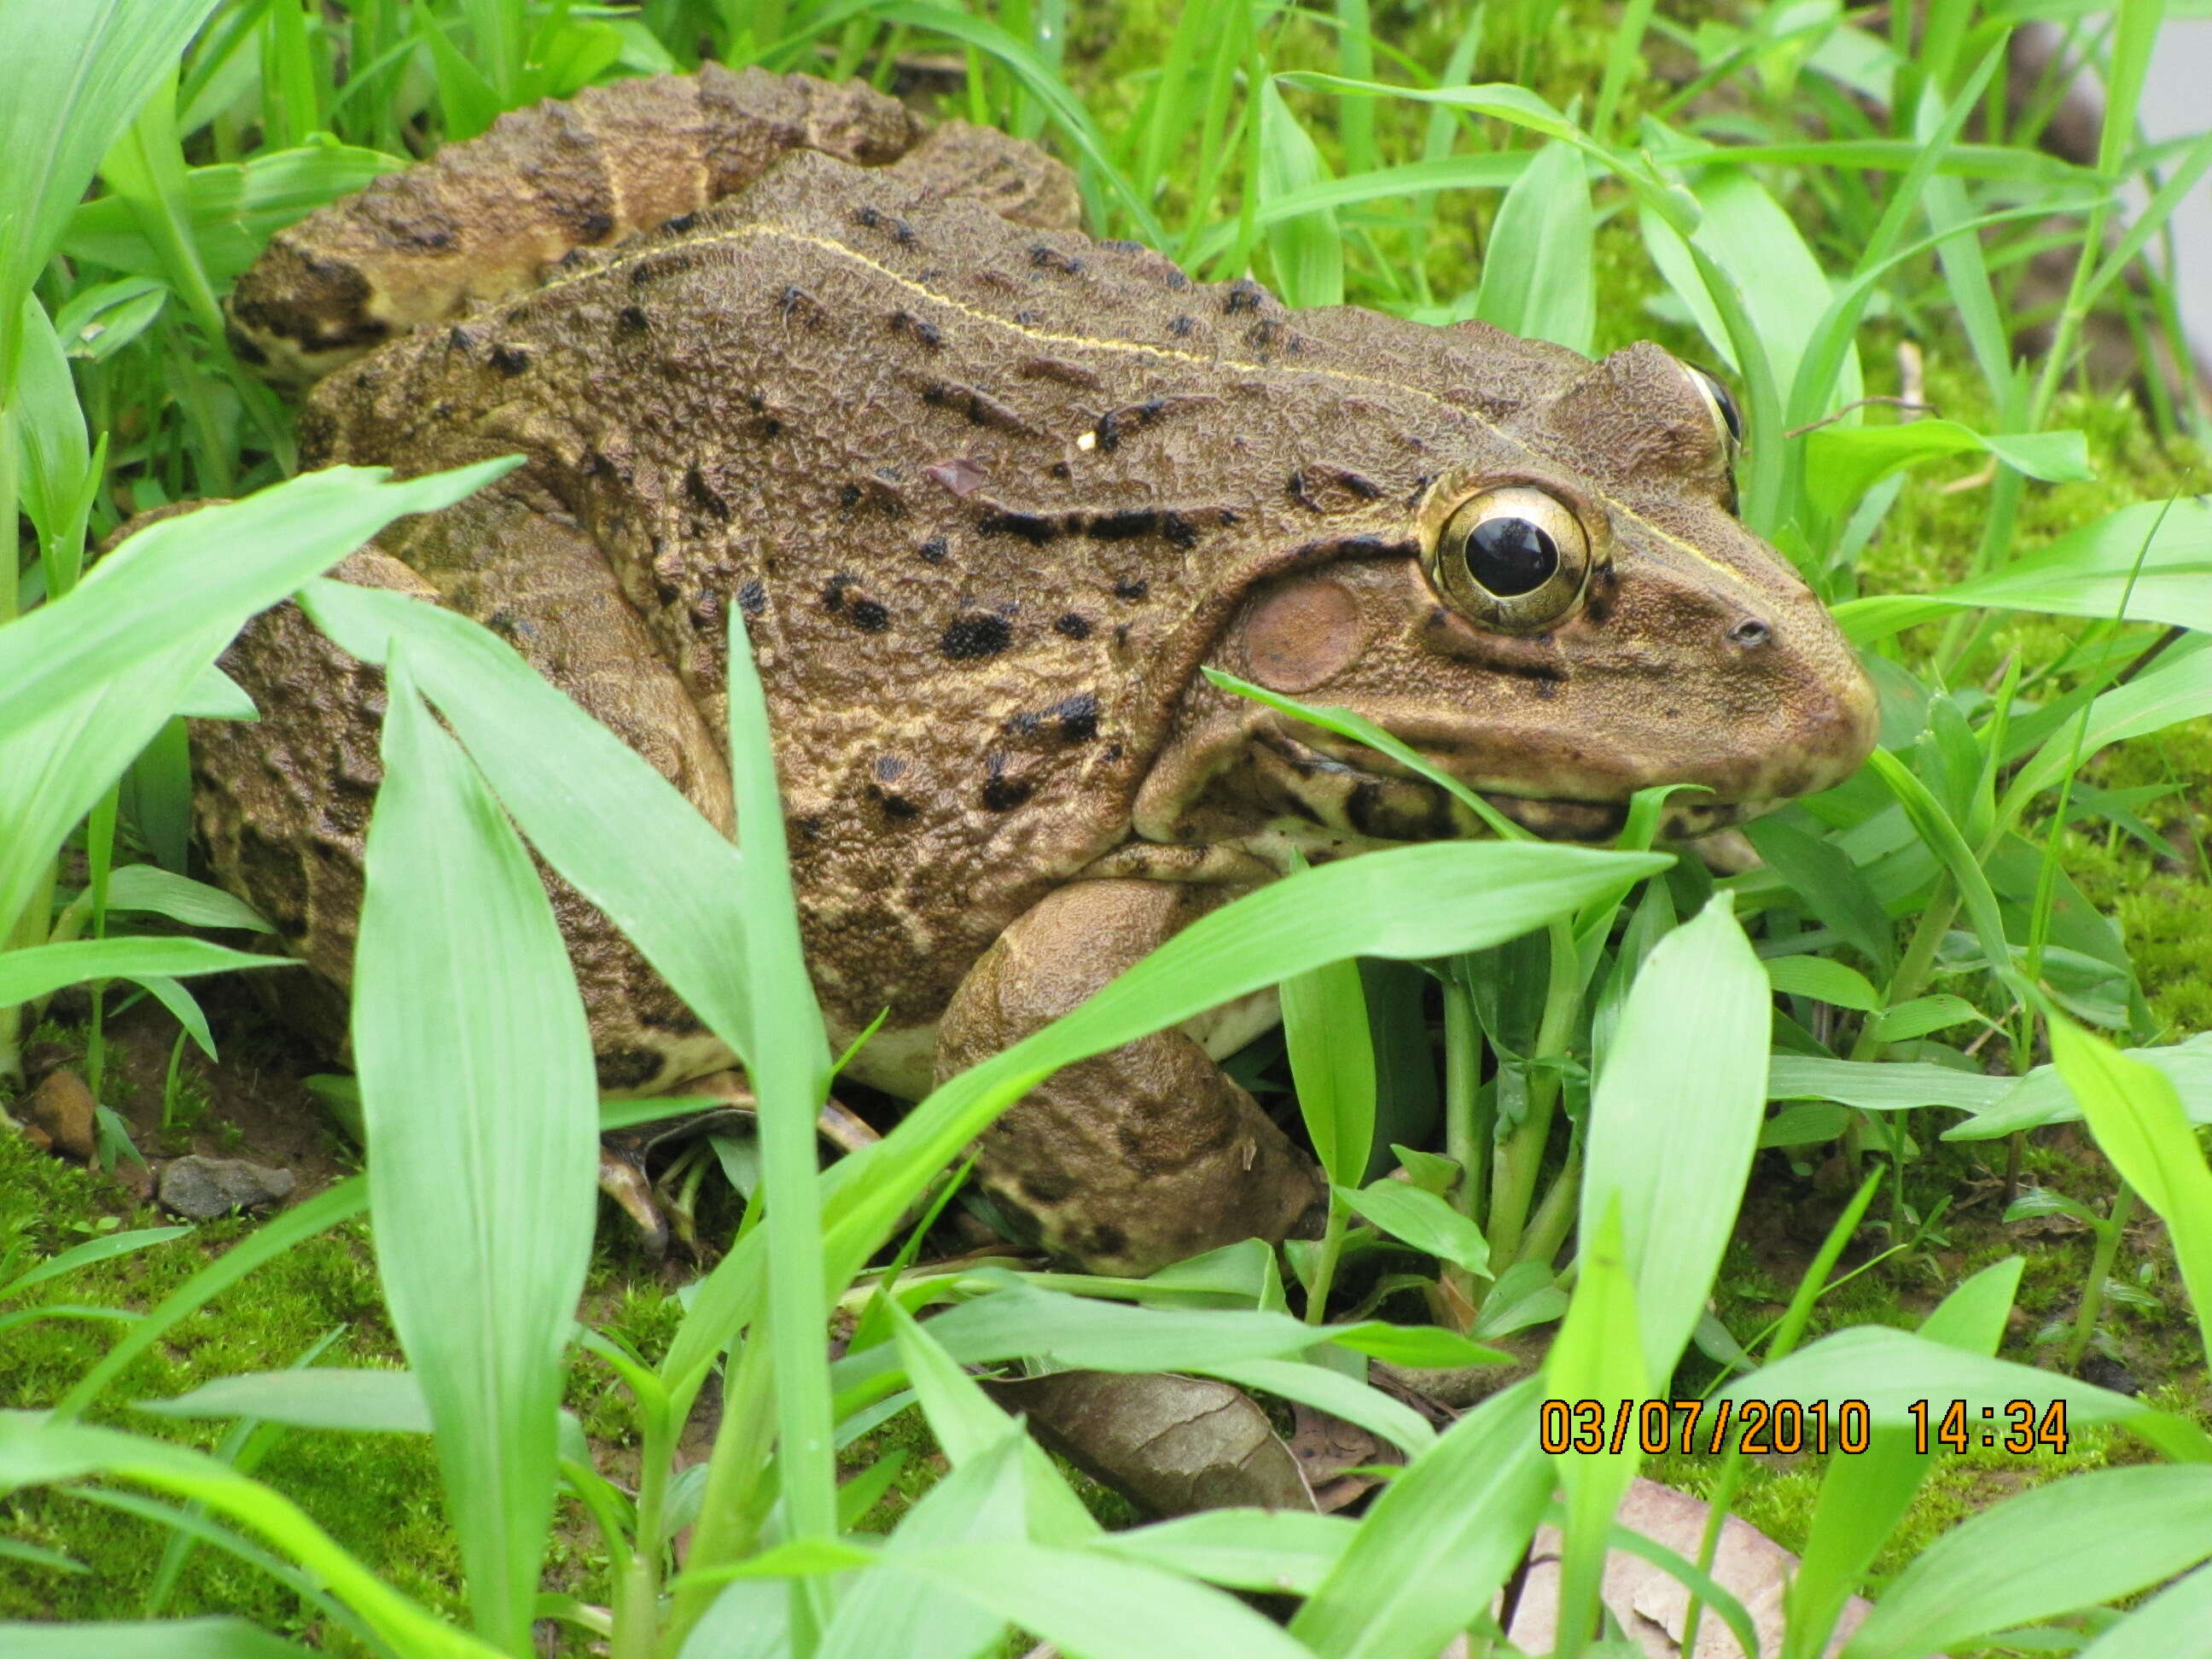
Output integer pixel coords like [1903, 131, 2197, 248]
[197, 491, 735, 1091]
[935, 879, 1324, 1276]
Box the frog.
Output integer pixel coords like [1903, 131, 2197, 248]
[204, 65, 1880, 1276]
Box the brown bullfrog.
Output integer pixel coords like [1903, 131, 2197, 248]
[207, 66, 1878, 1272]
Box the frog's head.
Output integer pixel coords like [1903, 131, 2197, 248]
[1166, 341, 1879, 847]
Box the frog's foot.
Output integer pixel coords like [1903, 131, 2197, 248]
[597, 1073, 882, 1254]
[935, 879, 1326, 1277]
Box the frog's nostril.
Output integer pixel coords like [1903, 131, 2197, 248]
[1727, 618, 1772, 648]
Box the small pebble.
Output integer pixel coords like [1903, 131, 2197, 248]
[22, 1068, 98, 1162]
[158, 1155, 298, 1220]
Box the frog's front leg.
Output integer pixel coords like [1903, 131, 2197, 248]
[934, 879, 1325, 1276]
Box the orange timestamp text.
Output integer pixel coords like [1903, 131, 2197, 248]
[1905, 1398, 2069, 1455]
[1539, 1398, 1872, 1456]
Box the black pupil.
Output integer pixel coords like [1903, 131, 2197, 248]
[1464, 515, 1558, 597]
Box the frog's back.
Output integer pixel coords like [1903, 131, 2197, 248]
[293, 136, 1563, 1036]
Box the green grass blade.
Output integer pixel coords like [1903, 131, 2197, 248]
[1836, 499, 2212, 642]
[1840, 1465, 2212, 1659]
[61, 143, 402, 285]
[0, 1225, 192, 1303]
[1543, 1201, 1645, 1659]
[2075, 1562, 2212, 1659]
[1473, 139, 1595, 354]
[52, 1179, 367, 1419]
[135, 1370, 433, 1434]
[2000, 637, 2212, 814]
[352, 649, 601, 1655]
[2047, 1014, 2212, 1371]
[817, 843, 1668, 1292]
[1289, 1378, 1551, 1658]
[723, 601, 837, 1563]
[0, 0, 222, 384]
[1865, 750, 2012, 993]
[0, 460, 515, 944]
[882, 1542, 1313, 1659]
[1283, 951, 1375, 1191]
[1781, 1259, 2021, 1659]
[1088, 1509, 1355, 1598]
[297, 576, 754, 1067]
[1582, 894, 1770, 1382]
[1256, 79, 1343, 308]
[0, 937, 287, 1009]
[0, 1618, 308, 1658]
[0, 1413, 499, 1658]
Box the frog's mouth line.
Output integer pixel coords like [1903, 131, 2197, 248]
[1253, 728, 1762, 847]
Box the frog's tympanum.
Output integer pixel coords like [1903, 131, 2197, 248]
[208, 67, 1878, 1273]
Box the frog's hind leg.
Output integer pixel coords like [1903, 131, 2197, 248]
[933, 880, 1326, 1277]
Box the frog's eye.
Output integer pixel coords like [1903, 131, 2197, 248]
[1428, 485, 1592, 633]
[1685, 364, 1743, 453]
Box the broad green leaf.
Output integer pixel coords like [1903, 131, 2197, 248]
[1803, 421, 2091, 524]
[0, 461, 515, 946]
[1871, 994, 1978, 1042]
[1644, 166, 1862, 425]
[1758, 1101, 1850, 1147]
[2074, 1563, 2212, 1659]
[1866, 750, 2011, 991]
[1544, 1202, 1645, 1659]
[1836, 498, 2212, 642]
[0, 0, 222, 376]
[1766, 953, 1882, 1013]
[61, 143, 405, 282]
[1722, 1325, 2212, 1463]
[1205, 1357, 1436, 1458]
[1284, 951, 1377, 1190]
[1947, 1032, 2212, 1137]
[1781, 1259, 2021, 1659]
[1290, 1378, 1551, 1658]
[815, 1423, 1027, 1659]
[0, 1413, 499, 1659]
[813, 842, 1667, 1300]
[0, 937, 288, 1008]
[1582, 894, 1769, 1382]
[352, 651, 600, 1654]
[885, 1301, 1098, 1545]
[0, 1619, 306, 1658]
[1257, 79, 1342, 308]
[50, 276, 166, 360]
[0, 1225, 190, 1302]
[2048, 1016, 2212, 1368]
[880, 1541, 1313, 1659]
[1340, 1179, 1489, 1277]
[1474, 139, 1595, 354]
[1743, 817, 1896, 975]
[13, 295, 90, 548]
[2001, 634, 2212, 812]
[833, 1280, 1492, 1394]
[1769, 1055, 2011, 1113]
[297, 575, 754, 1076]
[134, 1370, 431, 1434]
[91, 864, 271, 932]
[1089, 1509, 1357, 1597]
[1841, 1465, 2212, 1659]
